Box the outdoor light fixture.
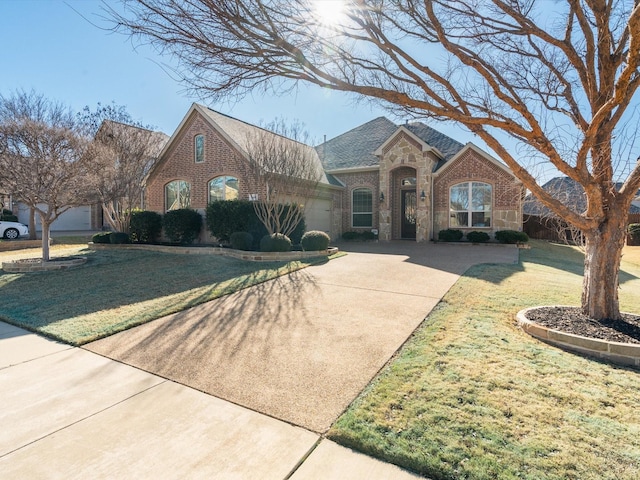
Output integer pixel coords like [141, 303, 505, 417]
[420, 190, 426, 201]
[380, 192, 385, 202]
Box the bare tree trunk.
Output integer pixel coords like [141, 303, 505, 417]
[28, 207, 36, 240]
[582, 212, 627, 320]
[40, 217, 51, 262]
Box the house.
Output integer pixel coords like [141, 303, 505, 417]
[524, 177, 640, 216]
[145, 103, 524, 242]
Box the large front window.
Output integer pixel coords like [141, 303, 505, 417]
[209, 176, 239, 202]
[450, 182, 492, 228]
[352, 187, 373, 227]
[165, 180, 191, 211]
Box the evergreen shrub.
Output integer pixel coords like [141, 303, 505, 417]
[129, 210, 162, 244]
[163, 209, 202, 244]
[301, 230, 330, 251]
[495, 230, 529, 244]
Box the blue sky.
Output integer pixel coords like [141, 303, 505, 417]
[0, 0, 481, 147]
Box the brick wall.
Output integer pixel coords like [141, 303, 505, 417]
[332, 170, 380, 234]
[433, 148, 523, 234]
[145, 111, 263, 213]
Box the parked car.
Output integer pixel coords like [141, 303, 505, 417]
[0, 221, 29, 240]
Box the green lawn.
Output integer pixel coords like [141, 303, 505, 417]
[329, 241, 640, 480]
[0, 245, 323, 345]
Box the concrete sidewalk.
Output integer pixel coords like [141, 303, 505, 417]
[0, 322, 422, 479]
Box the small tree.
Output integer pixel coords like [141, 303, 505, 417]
[80, 103, 167, 233]
[0, 90, 95, 260]
[244, 119, 322, 238]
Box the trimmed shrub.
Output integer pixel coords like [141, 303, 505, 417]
[206, 200, 305, 248]
[0, 209, 18, 222]
[92, 232, 112, 244]
[109, 232, 130, 244]
[628, 224, 640, 246]
[163, 209, 202, 244]
[301, 230, 330, 251]
[466, 231, 490, 243]
[230, 231, 254, 251]
[260, 233, 292, 252]
[342, 231, 361, 241]
[129, 210, 162, 244]
[206, 200, 255, 243]
[438, 229, 464, 242]
[495, 230, 529, 244]
[361, 230, 376, 241]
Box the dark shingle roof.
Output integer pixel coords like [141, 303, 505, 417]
[315, 117, 465, 171]
[524, 176, 640, 215]
[316, 117, 398, 170]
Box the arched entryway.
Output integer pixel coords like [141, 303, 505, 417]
[392, 167, 418, 240]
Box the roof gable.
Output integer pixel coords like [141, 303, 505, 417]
[152, 103, 330, 185]
[433, 142, 517, 178]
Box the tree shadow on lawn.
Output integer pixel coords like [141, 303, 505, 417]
[0, 248, 316, 344]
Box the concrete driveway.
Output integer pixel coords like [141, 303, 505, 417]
[1, 242, 517, 478]
[86, 242, 518, 433]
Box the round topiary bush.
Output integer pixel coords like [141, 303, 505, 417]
[260, 233, 292, 252]
[301, 230, 330, 251]
[130, 210, 162, 244]
[438, 229, 464, 242]
[109, 232, 131, 244]
[495, 230, 529, 244]
[91, 232, 112, 244]
[230, 231, 254, 251]
[466, 231, 490, 243]
[163, 209, 202, 244]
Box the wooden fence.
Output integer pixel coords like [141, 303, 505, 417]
[524, 213, 640, 243]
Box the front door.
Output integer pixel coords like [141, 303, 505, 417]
[401, 190, 417, 239]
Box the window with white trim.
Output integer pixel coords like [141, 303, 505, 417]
[352, 188, 373, 227]
[165, 180, 191, 211]
[208, 176, 239, 202]
[449, 182, 492, 227]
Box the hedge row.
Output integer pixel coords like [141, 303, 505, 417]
[438, 229, 529, 244]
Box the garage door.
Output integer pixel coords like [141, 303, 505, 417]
[17, 204, 93, 232]
[304, 198, 332, 234]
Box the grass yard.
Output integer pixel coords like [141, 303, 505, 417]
[0, 245, 324, 345]
[329, 240, 640, 480]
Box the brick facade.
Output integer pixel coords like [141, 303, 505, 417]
[331, 170, 380, 235]
[145, 111, 263, 213]
[432, 148, 523, 235]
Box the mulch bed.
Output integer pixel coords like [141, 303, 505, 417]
[526, 306, 640, 345]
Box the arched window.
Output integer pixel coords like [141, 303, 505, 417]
[352, 187, 373, 227]
[450, 182, 492, 227]
[165, 180, 191, 211]
[194, 134, 204, 163]
[209, 176, 239, 202]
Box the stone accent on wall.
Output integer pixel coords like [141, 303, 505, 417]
[378, 133, 437, 241]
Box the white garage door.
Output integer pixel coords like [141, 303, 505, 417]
[17, 204, 93, 232]
[304, 198, 332, 234]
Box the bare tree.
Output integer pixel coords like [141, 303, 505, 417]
[79, 104, 167, 233]
[110, 0, 640, 320]
[244, 119, 323, 238]
[0, 90, 95, 260]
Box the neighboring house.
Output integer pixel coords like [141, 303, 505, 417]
[524, 177, 640, 216]
[145, 103, 524, 242]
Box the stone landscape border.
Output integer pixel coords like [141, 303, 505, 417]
[89, 242, 338, 262]
[517, 306, 640, 368]
[2, 256, 87, 273]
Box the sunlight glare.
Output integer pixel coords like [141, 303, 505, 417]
[313, 0, 347, 26]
